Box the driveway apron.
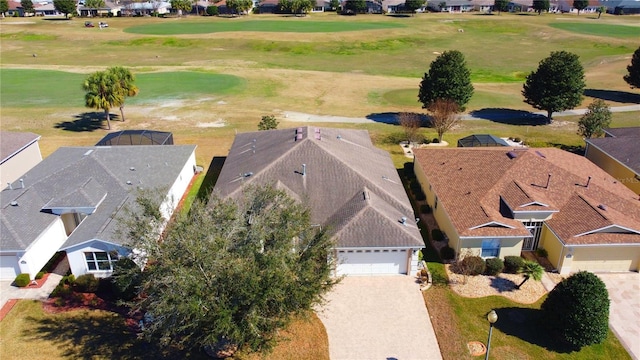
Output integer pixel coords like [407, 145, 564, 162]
[597, 273, 640, 360]
[317, 276, 442, 360]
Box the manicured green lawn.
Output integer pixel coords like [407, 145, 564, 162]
[125, 20, 404, 35]
[549, 22, 640, 38]
[0, 69, 244, 108]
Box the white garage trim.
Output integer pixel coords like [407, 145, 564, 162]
[336, 248, 412, 276]
[0, 254, 20, 280]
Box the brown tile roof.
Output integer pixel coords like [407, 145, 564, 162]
[213, 127, 423, 249]
[413, 147, 640, 246]
[0, 131, 40, 164]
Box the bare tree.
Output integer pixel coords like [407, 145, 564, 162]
[397, 112, 423, 145]
[429, 99, 460, 143]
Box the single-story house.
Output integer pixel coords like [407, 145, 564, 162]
[120, 1, 172, 16]
[0, 131, 42, 186]
[212, 127, 424, 276]
[601, 0, 640, 14]
[34, 2, 64, 16]
[96, 129, 174, 146]
[78, 0, 120, 17]
[553, 0, 602, 13]
[428, 0, 476, 13]
[413, 147, 640, 274]
[0, 145, 197, 280]
[585, 127, 640, 195]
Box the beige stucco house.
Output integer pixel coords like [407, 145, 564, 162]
[585, 127, 640, 195]
[0, 131, 42, 187]
[413, 147, 640, 274]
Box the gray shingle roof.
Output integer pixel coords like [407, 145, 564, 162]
[213, 127, 423, 249]
[0, 131, 40, 164]
[1, 145, 196, 251]
[586, 136, 640, 174]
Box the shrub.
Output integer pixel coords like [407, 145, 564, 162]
[536, 247, 548, 258]
[514, 137, 521, 143]
[414, 191, 426, 201]
[542, 271, 610, 349]
[458, 256, 485, 276]
[111, 258, 142, 301]
[73, 274, 99, 293]
[410, 180, 422, 193]
[404, 162, 415, 178]
[504, 256, 525, 273]
[484, 257, 504, 276]
[431, 229, 445, 242]
[51, 282, 72, 298]
[420, 204, 432, 214]
[206, 5, 219, 15]
[36, 271, 45, 280]
[14, 274, 31, 287]
[440, 246, 455, 260]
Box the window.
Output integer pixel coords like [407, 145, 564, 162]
[84, 251, 117, 272]
[481, 239, 500, 258]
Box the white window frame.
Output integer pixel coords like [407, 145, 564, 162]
[84, 251, 117, 272]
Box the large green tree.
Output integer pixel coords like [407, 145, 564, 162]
[522, 51, 585, 123]
[344, 0, 366, 13]
[493, 0, 508, 14]
[82, 70, 123, 130]
[541, 271, 609, 349]
[170, 0, 192, 15]
[418, 50, 474, 111]
[20, 0, 34, 15]
[1, 0, 9, 17]
[624, 46, 640, 89]
[577, 99, 611, 139]
[107, 66, 139, 122]
[53, 0, 76, 18]
[532, 0, 549, 14]
[116, 185, 337, 356]
[404, 0, 425, 14]
[84, 0, 105, 16]
[573, 0, 588, 14]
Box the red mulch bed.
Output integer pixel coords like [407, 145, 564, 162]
[0, 299, 18, 322]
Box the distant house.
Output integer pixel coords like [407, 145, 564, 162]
[0, 132, 42, 186]
[120, 1, 172, 16]
[553, 0, 601, 13]
[428, 0, 476, 12]
[78, 0, 120, 17]
[0, 145, 197, 280]
[585, 127, 640, 195]
[34, 2, 63, 16]
[457, 134, 509, 148]
[601, 0, 640, 14]
[96, 130, 174, 146]
[414, 147, 640, 274]
[212, 127, 424, 276]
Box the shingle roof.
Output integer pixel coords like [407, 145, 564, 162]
[604, 127, 640, 138]
[413, 147, 640, 246]
[213, 127, 423, 249]
[1, 145, 196, 251]
[0, 131, 41, 164]
[586, 136, 640, 174]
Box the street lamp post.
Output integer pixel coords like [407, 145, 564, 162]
[485, 309, 498, 360]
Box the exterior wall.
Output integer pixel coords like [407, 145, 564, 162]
[18, 218, 67, 279]
[1, 141, 42, 186]
[539, 224, 565, 271]
[160, 150, 197, 219]
[585, 144, 640, 195]
[66, 240, 130, 278]
[458, 237, 524, 259]
[414, 161, 461, 255]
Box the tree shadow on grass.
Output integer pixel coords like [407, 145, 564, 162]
[54, 112, 116, 132]
[494, 307, 577, 353]
[366, 112, 431, 126]
[468, 108, 548, 125]
[26, 312, 210, 359]
[584, 89, 640, 104]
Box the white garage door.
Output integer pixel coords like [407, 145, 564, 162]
[337, 249, 408, 276]
[0, 255, 20, 280]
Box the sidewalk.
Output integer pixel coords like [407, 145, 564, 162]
[0, 257, 69, 319]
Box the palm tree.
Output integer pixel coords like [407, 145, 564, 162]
[108, 67, 139, 122]
[515, 261, 545, 289]
[83, 70, 123, 130]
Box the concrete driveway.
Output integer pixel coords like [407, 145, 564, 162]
[316, 276, 442, 360]
[597, 273, 640, 360]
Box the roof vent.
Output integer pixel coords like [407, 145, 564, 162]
[83, 149, 94, 156]
[7, 182, 12, 190]
[19, 179, 24, 189]
[507, 151, 518, 159]
[10, 201, 18, 206]
[130, 167, 136, 171]
[535, 150, 546, 159]
[296, 127, 303, 134]
[337, 135, 342, 140]
[597, 204, 607, 211]
[126, 180, 132, 185]
[243, 172, 253, 177]
[296, 133, 303, 141]
[302, 164, 306, 176]
[400, 216, 407, 226]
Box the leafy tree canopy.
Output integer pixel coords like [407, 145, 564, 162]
[116, 185, 338, 355]
[577, 99, 611, 139]
[20, 0, 34, 13]
[573, 0, 589, 14]
[171, 0, 192, 13]
[418, 50, 474, 111]
[404, 0, 425, 13]
[82, 70, 124, 130]
[53, 0, 76, 18]
[494, 0, 509, 13]
[522, 51, 585, 123]
[541, 271, 609, 349]
[344, 0, 366, 13]
[258, 115, 279, 130]
[532, 0, 549, 14]
[1, 0, 10, 15]
[84, 0, 105, 9]
[624, 46, 640, 89]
